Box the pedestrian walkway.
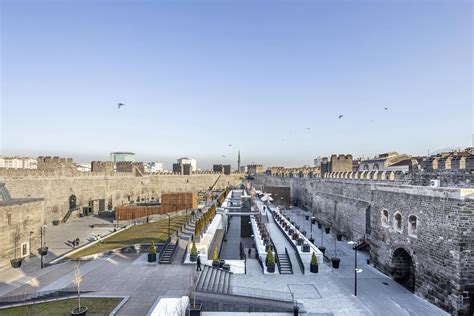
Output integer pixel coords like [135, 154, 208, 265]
[220, 216, 241, 260]
[266, 209, 302, 274]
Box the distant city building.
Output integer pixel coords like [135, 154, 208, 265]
[76, 163, 91, 172]
[358, 152, 411, 173]
[239, 165, 247, 173]
[213, 164, 223, 173]
[313, 157, 321, 167]
[177, 157, 196, 172]
[110, 152, 135, 164]
[0, 156, 37, 169]
[173, 162, 192, 175]
[247, 164, 264, 175]
[145, 161, 163, 173]
[223, 165, 231, 175]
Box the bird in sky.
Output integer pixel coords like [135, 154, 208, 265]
[384, 107, 389, 110]
[228, 144, 232, 147]
[222, 155, 226, 158]
[117, 103, 125, 109]
[306, 127, 310, 130]
[338, 115, 344, 119]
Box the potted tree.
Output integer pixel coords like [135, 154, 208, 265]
[266, 246, 275, 273]
[324, 226, 330, 234]
[148, 240, 156, 262]
[336, 231, 343, 241]
[297, 237, 304, 246]
[292, 232, 299, 241]
[10, 228, 23, 269]
[302, 243, 310, 252]
[190, 241, 198, 262]
[71, 263, 88, 315]
[212, 247, 220, 268]
[318, 222, 323, 229]
[311, 217, 316, 225]
[331, 237, 340, 268]
[310, 252, 318, 273]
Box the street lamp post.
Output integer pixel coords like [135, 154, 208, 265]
[347, 241, 362, 296]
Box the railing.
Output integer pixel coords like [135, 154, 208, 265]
[285, 247, 293, 273]
[159, 237, 171, 261]
[231, 286, 293, 302]
[170, 239, 179, 260]
[181, 241, 189, 264]
[271, 237, 281, 274]
[0, 287, 81, 307]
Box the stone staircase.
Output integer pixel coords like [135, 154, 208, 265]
[277, 252, 293, 274]
[195, 265, 232, 294]
[159, 241, 176, 264]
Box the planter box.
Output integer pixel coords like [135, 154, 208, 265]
[324, 227, 330, 234]
[319, 246, 326, 255]
[71, 306, 88, 316]
[317, 223, 322, 229]
[148, 253, 156, 262]
[212, 261, 220, 268]
[38, 246, 49, 256]
[305, 215, 309, 220]
[10, 258, 23, 269]
[331, 258, 340, 269]
[308, 237, 315, 245]
[189, 303, 202, 316]
[302, 244, 310, 252]
[190, 254, 197, 262]
[267, 264, 275, 273]
[297, 238, 303, 246]
[336, 234, 343, 241]
[311, 218, 316, 224]
[310, 264, 318, 273]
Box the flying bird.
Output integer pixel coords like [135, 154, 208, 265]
[384, 107, 389, 110]
[117, 103, 125, 109]
[228, 144, 232, 147]
[306, 127, 310, 130]
[338, 115, 344, 119]
[222, 155, 226, 158]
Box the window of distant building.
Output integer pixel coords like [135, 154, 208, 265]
[382, 209, 389, 227]
[394, 212, 402, 232]
[373, 163, 379, 171]
[363, 164, 369, 171]
[408, 215, 418, 237]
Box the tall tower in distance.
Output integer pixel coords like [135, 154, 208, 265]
[237, 150, 241, 172]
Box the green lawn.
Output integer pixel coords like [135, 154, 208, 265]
[0, 297, 122, 316]
[69, 215, 189, 259]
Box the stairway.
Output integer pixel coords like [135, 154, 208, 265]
[277, 253, 293, 274]
[159, 242, 176, 264]
[195, 265, 232, 294]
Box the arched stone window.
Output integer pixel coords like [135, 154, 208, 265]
[394, 212, 402, 232]
[363, 164, 369, 171]
[373, 163, 379, 171]
[408, 215, 418, 236]
[381, 209, 389, 227]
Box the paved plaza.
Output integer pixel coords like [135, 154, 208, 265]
[0, 203, 450, 315]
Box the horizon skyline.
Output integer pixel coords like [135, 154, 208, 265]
[1, 0, 472, 168]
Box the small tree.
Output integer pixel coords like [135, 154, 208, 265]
[72, 262, 83, 313]
[311, 252, 318, 265]
[149, 240, 156, 255]
[190, 241, 197, 257]
[212, 247, 219, 263]
[266, 246, 275, 267]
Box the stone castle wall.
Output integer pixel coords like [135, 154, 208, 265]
[255, 174, 473, 315]
[1, 173, 242, 224]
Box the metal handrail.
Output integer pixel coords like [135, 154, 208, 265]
[0, 287, 81, 307]
[285, 247, 293, 273]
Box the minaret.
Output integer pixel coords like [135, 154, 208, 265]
[237, 150, 241, 172]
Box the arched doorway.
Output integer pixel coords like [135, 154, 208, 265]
[69, 195, 77, 210]
[392, 248, 415, 292]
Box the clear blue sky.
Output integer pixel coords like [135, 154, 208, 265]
[1, 0, 472, 169]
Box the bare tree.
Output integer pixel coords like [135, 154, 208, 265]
[72, 262, 83, 312]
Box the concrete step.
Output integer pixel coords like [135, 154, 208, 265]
[196, 266, 210, 290]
